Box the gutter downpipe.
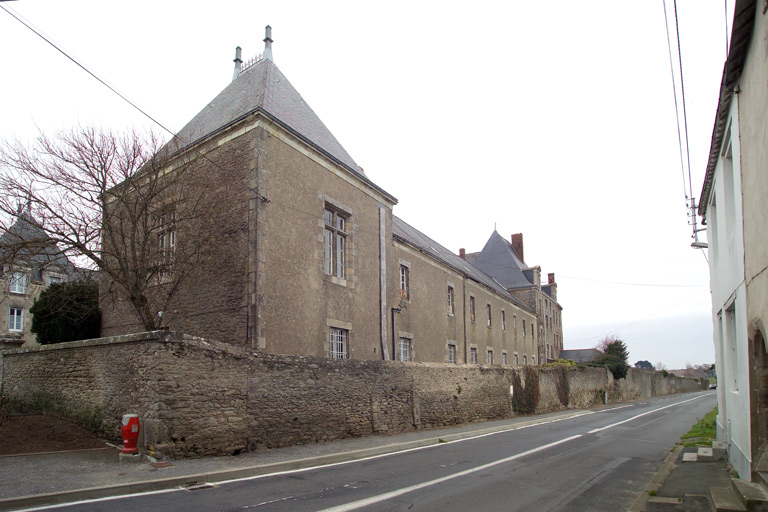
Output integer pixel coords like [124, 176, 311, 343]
[391, 307, 401, 361]
[463, 276, 468, 363]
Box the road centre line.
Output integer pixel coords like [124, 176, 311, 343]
[587, 394, 707, 434]
[316, 435, 584, 512]
[318, 394, 709, 511]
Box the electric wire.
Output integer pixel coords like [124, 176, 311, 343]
[0, 4, 175, 140]
[0, 4, 269, 204]
[662, 0, 690, 206]
[673, 0, 695, 207]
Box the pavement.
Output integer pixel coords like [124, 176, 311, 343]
[629, 441, 742, 512]
[0, 407, 740, 512]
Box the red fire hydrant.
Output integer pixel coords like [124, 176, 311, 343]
[121, 414, 140, 454]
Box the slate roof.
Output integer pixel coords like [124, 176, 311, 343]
[469, 231, 533, 290]
[559, 349, 601, 363]
[391, 216, 532, 312]
[0, 212, 75, 271]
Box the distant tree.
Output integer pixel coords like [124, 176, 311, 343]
[30, 280, 100, 344]
[594, 337, 630, 379]
[634, 360, 653, 370]
[655, 361, 667, 371]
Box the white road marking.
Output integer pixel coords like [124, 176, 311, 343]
[588, 394, 706, 434]
[316, 435, 583, 512]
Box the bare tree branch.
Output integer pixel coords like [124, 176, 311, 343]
[0, 126, 213, 331]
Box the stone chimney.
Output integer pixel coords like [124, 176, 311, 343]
[263, 25, 273, 61]
[232, 46, 243, 81]
[459, 248, 466, 260]
[510, 233, 524, 262]
[548, 273, 555, 285]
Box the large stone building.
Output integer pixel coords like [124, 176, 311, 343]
[1, 207, 77, 349]
[465, 232, 563, 363]
[698, 0, 767, 483]
[100, 28, 557, 366]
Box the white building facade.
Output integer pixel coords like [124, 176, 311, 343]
[699, 0, 766, 482]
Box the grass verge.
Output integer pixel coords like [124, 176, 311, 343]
[681, 407, 717, 447]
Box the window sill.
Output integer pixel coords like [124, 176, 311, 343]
[327, 275, 347, 287]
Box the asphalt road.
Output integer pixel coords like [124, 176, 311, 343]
[39, 391, 716, 512]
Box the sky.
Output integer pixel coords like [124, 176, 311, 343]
[0, 0, 731, 369]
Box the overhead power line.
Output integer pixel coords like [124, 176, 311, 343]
[0, 4, 176, 139]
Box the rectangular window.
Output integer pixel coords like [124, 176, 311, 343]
[447, 343, 456, 363]
[399, 265, 410, 300]
[486, 304, 492, 328]
[10, 271, 27, 294]
[470, 347, 478, 364]
[399, 337, 411, 361]
[447, 286, 455, 315]
[523, 319, 526, 337]
[501, 310, 506, 331]
[158, 211, 177, 277]
[8, 307, 23, 331]
[324, 207, 347, 279]
[469, 296, 476, 322]
[329, 327, 348, 359]
[514, 353, 519, 365]
[502, 352, 508, 365]
[487, 349, 493, 364]
[523, 355, 528, 365]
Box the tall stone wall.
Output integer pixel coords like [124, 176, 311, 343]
[0, 332, 703, 458]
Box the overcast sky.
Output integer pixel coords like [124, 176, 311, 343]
[0, 1, 729, 369]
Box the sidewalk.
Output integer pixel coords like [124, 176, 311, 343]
[0, 405, 740, 512]
[629, 441, 749, 512]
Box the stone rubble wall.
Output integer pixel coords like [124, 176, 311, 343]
[0, 332, 703, 458]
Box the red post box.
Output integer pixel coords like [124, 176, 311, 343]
[121, 414, 140, 454]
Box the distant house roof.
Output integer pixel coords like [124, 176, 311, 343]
[468, 231, 533, 290]
[0, 210, 75, 272]
[559, 349, 601, 363]
[169, 30, 395, 204]
[391, 216, 532, 312]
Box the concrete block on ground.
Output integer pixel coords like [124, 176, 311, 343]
[118, 453, 142, 464]
[710, 485, 747, 511]
[731, 478, 768, 511]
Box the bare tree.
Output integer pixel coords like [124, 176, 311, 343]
[0, 126, 212, 331]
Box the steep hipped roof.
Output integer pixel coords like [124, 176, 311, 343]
[470, 231, 533, 290]
[176, 54, 361, 173]
[0, 211, 75, 271]
[392, 217, 532, 312]
[167, 30, 395, 203]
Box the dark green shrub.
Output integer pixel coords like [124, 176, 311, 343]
[31, 280, 100, 344]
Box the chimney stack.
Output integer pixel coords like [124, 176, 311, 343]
[459, 248, 466, 260]
[510, 233, 524, 262]
[548, 273, 555, 285]
[232, 46, 243, 81]
[263, 25, 273, 61]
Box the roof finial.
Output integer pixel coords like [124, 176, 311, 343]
[263, 25, 273, 61]
[232, 46, 243, 81]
